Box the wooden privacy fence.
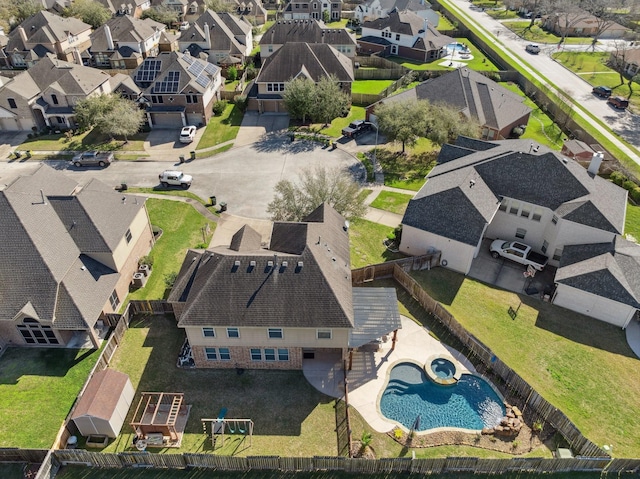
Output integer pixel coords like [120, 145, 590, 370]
[51, 449, 640, 474]
[352, 253, 440, 285]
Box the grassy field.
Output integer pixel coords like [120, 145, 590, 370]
[369, 190, 413, 215]
[349, 219, 405, 268]
[351, 80, 394, 94]
[0, 347, 100, 448]
[408, 268, 640, 458]
[502, 22, 592, 45]
[196, 104, 243, 150]
[126, 199, 216, 302]
[20, 129, 147, 152]
[625, 203, 640, 240]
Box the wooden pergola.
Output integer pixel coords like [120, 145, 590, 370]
[130, 392, 184, 443]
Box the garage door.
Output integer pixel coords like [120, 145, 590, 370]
[151, 113, 183, 129]
[186, 113, 203, 126]
[0, 118, 20, 131]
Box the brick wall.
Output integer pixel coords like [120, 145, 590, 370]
[192, 345, 303, 369]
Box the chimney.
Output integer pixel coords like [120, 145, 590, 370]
[105, 25, 115, 51]
[423, 18, 428, 38]
[73, 47, 82, 65]
[204, 23, 212, 50]
[18, 26, 28, 45]
[588, 151, 605, 176]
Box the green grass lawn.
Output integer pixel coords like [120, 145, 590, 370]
[369, 190, 413, 215]
[503, 21, 592, 44]
[485, 8, 519, 19]
[351, 80, 394, 95]
[407, 268, 640, 458]
[349, 219, 405, 268]
[319, 106, 366, 138]
[196, 104, 243, 150]
[436, 11, 456, 30]
[325, 19, 348, 29]
[376, 144, 436, 190]
[126, 199, 216, 302]
[21, 129, 147, 152]
[0, 347, 101, 448]
[624, 203, 640, 241]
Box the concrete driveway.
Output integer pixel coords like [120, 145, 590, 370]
[144, 127, 207, 158]
[0, 131, 30, 160]
[235, 112, 290, 147]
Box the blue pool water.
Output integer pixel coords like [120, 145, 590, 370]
[431, 358, 456, 379]
[380, 362, 505, 431]
[446, 42, 468, 52]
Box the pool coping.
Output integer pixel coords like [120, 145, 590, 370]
[424, 353, 463, 385]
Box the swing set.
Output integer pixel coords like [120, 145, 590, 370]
[201, 417, 254, 447]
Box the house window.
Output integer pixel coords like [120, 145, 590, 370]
[317, 329, 332, 339]
[552, 215, 558, 225]
[94, 53, 110, 66]
[151, 95, 163, 103]
[266, 83, 285, 92]
[202, 327, 215, 337]
[531, 208, 542, 222]
[205, 347, 217, 360]
[219, 348, 231, 360]
[498, 198, 507, 212]
[51, 94, 58, 105]
[268, 328, 283, 339]
[509, 201, 520, 215]
[278, 348, 289, 361]
[395, 34, 400, 41]
[268, 45, 273, 53]
[125, 228, 132, 244]
[515, 228, 526, 239]
[264, 348, 276, 361]
[112, 60, 125, 69]
[185, 95, 197, 103]
[8, 98, 17, 109]
[553, 248, 563, 261]
[227, 327, 239, 338]
[17, 319, 59, 345]
[250, 348, 262, 361]
[520, 205, 530, 218]
[109, 290, 119, 310]
[541, 240, 549, 253]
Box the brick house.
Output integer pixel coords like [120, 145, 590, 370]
[0, 165, 154, 348]
[97, 0, 152, 17]
[542, 12, 628, 39]
[282, 0, 342, 21]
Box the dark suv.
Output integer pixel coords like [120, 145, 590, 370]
[607, 96, 629, 109]
[592, 86, 612, 98]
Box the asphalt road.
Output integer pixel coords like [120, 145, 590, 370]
[0, 132, 363, 220]
[443, 0, 640, 163]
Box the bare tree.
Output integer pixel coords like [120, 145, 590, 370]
[608, 40, 634, 89]
[546, 0, 591, 43]
[581, 0, 624, 50]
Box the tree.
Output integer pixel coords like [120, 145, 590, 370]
[226, 65, 238, 81]
[313, 75, 350, 125]
[425, 102, 481, 146]
[580, 0, 624, 49]
[608, 40, 634, 89]
[204, 0, 234, 12]
[75, 94, 145, 141]
[12, 0, 43, 26]
[283, 77, 316, 124]
[375, 100, 429, 153]
[267, 166, 367, 222]
[547, 0, 591, 43]
[64, 0, 111, 28]
[141, 6, 179, 28]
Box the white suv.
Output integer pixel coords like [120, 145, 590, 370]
[180, 125, 196, 143]
[159, 170, 193, 189]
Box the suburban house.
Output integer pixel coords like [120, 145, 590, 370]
[0, 165, 154, 349]
[561, 139, 613, 171]
[129, 51, 222, 128]
[178, 10, 253, 65]
[366, 68, 532, 141]
[400, 137, 638, 328]
[97, 0, 151, 17]
[153, 0, 189, 18]
[259, 19, 357, 59]
[89, 16, 166, 69]
[232, 0, 268, 25]
[249, 42, 353, 113]
[168, 203, 401, 369]
[282, 0, 342, 21]
[542, 12, 628, 39]
[4, 11, 92, 68]
[609, 47, 640, 77]
[354, 0, 439, 26]
[0, 54, 116, 131]
[358, 9, 453, 61]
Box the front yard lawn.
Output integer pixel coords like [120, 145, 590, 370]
[503, 21, 592, 45]
[369, 190, 413, 215]
[196, 104, 243, 150]
[409, 268, 640, 458]
[0, 347, 101, 448]
[318, 105, 366, 138]
[126, 198, 216, 302]
[21, 129, 147, 152]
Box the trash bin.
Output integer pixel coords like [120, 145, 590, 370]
[26, 150, 32, 158]
[219, 201, 227, 212]
[14, 151, 22, 159]
[190, 151, 196, 160]
[179, 155, 185, 163]
[209, 195, 217, 206]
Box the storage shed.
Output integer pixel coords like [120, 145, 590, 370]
[71, 369, 135, 439]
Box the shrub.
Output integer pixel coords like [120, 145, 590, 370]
[226, 66, 238, 81]
[139, 255, 154, 267]
[233, 95, 248, 112]
[245, 62, 257, 80]
[212, 100, 228, 116]
[511, 126, 525, 138]
[393, 428, 403, 439]
[623, 180, 637, 192]
[609, 171, 627, 186]
[164, 271, 178, 288]
[630, 186, 640, 204]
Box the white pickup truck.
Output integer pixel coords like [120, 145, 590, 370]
[490, 239, 548, 270]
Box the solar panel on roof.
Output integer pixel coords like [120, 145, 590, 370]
[195, 75, 211, 88]
[135, 59, 161, 83]
[153, 71, 180, 93]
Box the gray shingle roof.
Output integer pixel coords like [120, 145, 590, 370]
[179, 10, 248, 56]
[363, 9, 425, 35]
[6, 11, 90, 53]
[171, 203, 354, 329]
[256, 42, 354, 84]
[556, 237, 640, 308]
[402, 138, 627, 243]
[90, 16, 165, 52]
[260, 19, 355, 47]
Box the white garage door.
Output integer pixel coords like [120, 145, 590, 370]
[186, 113, 203, 126]
[151, 113, 183, 129]
[0, 118, 20, 131]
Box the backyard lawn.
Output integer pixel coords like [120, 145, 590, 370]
[126, 198, 216, 303]
[375, 144, 437, 190]
[349, 219, 405, 269]
[0, 347, 101, 448]
[369, 190, 413, 215]
[351, 80, 394, 95]
[195, 104, 243, 150]
[392, 38, 500, 72]
[407, 268, 640, 458]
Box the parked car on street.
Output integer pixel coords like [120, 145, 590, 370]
[71, 151, 114, 167]
[490, 239, 548, 270]
[180, 125, 197, 143]
[159, 170, 193, 188]
[607, 96, 629, 109]
[592, 86, 612, 98]
[525, 44, 540, 54]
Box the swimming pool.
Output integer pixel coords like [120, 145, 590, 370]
[446, 42, 470, 53]
[380, 362, 505, 432]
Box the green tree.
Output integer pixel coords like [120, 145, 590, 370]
[425, 102, 480, 146]
[375, 100, 429, 153]
[141, 5, 179, 28]
[64, 0, 111, 28]
[267, 166, 366, 222]
[283, 77, 315, 124]
[322, 10, 330, 23]
[226, 65, 238, 81]
[313, 75, 350, 126]
[75, 94, 145, 141]
[204, 0, 234, 12]
[12, 0, 43, 26]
